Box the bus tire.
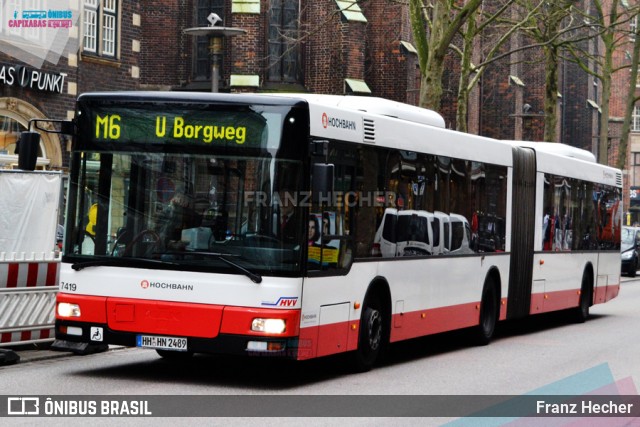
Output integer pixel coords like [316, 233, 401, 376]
[573, 272, 592, 323]
[156, 349, 194, 360]
[352, 295, 387, 372]
[472, 278, 499, 346]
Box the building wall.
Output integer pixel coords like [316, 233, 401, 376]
[1, 0, 635, 177]
[140, 0, 188, 89]
[304, 0, 351, 94]
[362, 0, 415, 104]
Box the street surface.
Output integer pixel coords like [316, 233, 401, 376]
[2, 277, 640, 426]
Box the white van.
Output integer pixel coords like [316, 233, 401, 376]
[373, 208, 433, 257]
[372, 208, 472, 257]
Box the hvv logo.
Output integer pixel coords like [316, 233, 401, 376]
[261, 297, 298, 307]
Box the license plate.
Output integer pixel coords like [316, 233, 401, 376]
[136, 334, 188, 351]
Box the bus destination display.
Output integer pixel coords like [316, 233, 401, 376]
[82, 105, 268, 147]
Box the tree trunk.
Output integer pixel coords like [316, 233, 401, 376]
[456, 11, 477, 133]
[423, 52, 446, 111]
[598, 47, 614, 165]
[420, 2, 448, 111]
[543, 45, 559, 142]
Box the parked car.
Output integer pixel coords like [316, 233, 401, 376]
[621, 226, 640, 277]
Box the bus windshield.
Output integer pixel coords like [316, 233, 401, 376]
[66, 151, 304, 275]
[64, 96, 308, 276]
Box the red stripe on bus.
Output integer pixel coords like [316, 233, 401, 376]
[297, 324, 320, 360]
[594, 286, 606, 304]
[1, 332, 12, 343]
[56, 293, 108, 323]
[529, 287, 614, 314]
[499, 298, 508, 321]
[606, 284, 620, 302]
[299, 300, 495, 360]
[106, 298, 223, 338]
[6, 264, 19, 288]
[390, 302, 480, 343]
[40, 329, 50, 339]
[531, 289, 580, 314]
[21, 331, 31, 341]
[220, 307, 300, 337]
[297, 319, 360, 360]
[27, 263, 39, 287]
[315, 319, 357, 357]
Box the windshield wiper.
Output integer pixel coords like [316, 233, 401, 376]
[71, 257, 179, 271]
[71, 252, 263, 284]
[185, 251, 263, 284]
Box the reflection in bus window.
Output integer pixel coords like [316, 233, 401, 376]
[542, 174, 620, 251]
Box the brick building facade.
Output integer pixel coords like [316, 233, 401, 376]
[0, 0, 635, 216]
[139, 1, 419, 99]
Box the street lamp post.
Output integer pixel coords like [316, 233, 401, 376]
[183, 13, 246, 93]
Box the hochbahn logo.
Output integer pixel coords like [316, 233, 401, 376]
[140, 279, 194, 291]
[322, 112, 357, 131]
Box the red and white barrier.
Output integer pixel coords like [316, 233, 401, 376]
[0, 254, 60, 346]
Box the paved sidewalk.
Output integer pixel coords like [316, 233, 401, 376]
[19, 347, 72, 363]
[0, 342, 121, 366]
[0, 342, 69, 365]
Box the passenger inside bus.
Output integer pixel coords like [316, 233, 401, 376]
[155, 187, 199, 251]
[81, 203, 98, 254]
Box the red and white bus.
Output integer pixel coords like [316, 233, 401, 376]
[54, 92, 621, 371]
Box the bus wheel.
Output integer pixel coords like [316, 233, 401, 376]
[156, 349, 194, 360]
[573, 273, 592, 323]
[472, 279, 498, 346]
[352, 299, 385, 372]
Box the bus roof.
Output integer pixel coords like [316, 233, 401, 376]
[266, 93, 446, 128]
[506, 140, 596, 163]
[75, 92, 620, 186]
[78, 91, 446, 129]
[76, 91, 309, 107]
[506, 140, 621, 187]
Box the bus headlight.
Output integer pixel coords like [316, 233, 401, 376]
[57, 302, 81, 317]
[251, 318, 286, 334]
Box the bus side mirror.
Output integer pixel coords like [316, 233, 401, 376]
[312, 163, 334, 204]
[16, 131, 40, 171]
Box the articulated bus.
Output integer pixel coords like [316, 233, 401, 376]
[54, 92, 621, 371]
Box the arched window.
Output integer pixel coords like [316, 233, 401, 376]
[0, 116, 25, 156]
[0, 99, 62, 169]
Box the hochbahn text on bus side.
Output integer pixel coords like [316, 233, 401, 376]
[53, 92, 622, 371]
